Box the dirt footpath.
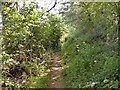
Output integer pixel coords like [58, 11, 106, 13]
[48, 52, 65, 88]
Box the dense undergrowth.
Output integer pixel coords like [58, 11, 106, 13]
[1, 2, 63, 88]
[61, 3, 119, 88]
[0, 2, 119, 88]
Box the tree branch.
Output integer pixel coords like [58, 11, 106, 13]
[46, 0, 57, 12]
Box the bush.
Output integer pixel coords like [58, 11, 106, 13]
[61, 3, 118, 88]
[1, 2, 63, 88]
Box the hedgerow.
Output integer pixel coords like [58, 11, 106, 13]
[1, 2, 63, 88]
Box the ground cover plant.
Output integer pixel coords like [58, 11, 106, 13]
[61, 2, 119, 88]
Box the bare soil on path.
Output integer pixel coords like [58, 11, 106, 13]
[48, 52, 65, 88]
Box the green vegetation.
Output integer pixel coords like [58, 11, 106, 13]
[0, 1, 119, 89]
[1, 2, 63, 88]
[61, 3, 119, 88]
[28, 74, 49, 88]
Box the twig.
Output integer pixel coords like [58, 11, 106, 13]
[46, 0, 57, 13]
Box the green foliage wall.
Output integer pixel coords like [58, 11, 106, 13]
[61, 2, 119, 88]
[1, 2, 63, 88]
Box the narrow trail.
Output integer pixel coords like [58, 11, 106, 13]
[48, 52, 65, 88]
